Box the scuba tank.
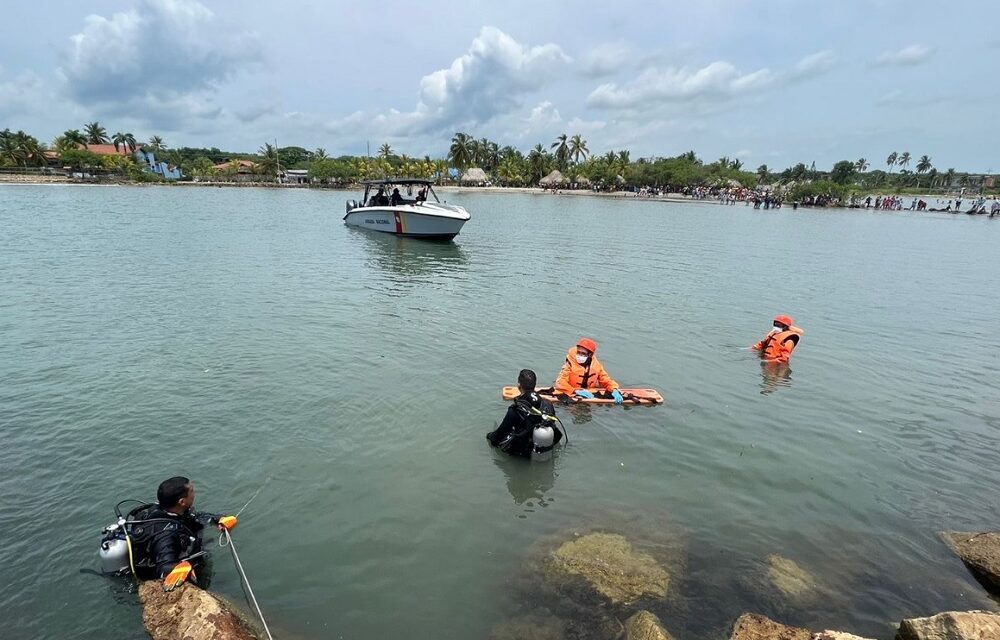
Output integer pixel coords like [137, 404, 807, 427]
[531, 424, 556, 462]
[98, 519, 130, 574]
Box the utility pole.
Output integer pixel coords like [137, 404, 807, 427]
[275, 138, 280, 184]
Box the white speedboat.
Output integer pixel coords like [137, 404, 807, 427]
[344, 178, 471, 240]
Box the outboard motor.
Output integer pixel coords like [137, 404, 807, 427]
[531, 424, 556, 462]
[98, 519, 130, 574]
[346, 199, 358, 213]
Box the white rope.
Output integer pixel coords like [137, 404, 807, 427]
[221, 529, 274, 640]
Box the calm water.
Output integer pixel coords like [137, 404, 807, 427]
[1, 185, 999, 639]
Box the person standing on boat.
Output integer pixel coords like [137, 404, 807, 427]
[751, 315, 803, 363]
[554, 338, 624, 404]
[487, 369, 563, 458]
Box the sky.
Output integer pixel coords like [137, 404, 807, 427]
[2, 0, 998, 171]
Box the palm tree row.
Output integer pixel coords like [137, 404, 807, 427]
[0, 129, 49, 167]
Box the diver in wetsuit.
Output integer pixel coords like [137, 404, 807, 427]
[487, 369, 563, 458]
[126, 476, 234, 581]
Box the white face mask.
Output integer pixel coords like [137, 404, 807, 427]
[575, 354, 590, 365]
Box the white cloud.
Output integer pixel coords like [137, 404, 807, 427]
[526, 101, 562, 129]
[579, 42, 634, 78]
[326, 27, 569, 139]
[792, 50, 837, 76]
[872, 44, 933, 67]
[59, 0, 260, 125]
[586, 50, 835, 111]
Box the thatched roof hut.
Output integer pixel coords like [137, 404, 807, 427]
[539, 169, 566, 188]
[460, 167, 488, 185]
[574, 175, 592, 188]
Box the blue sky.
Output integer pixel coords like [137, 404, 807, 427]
[2, 0, 997, 171]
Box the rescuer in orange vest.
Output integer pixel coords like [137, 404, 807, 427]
[751, 315, 803, 363]
[554, 338, 624, 404]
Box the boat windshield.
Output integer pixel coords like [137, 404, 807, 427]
[362, 181, 439, 207]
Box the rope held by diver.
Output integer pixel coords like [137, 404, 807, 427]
[221, 529, 274, 640]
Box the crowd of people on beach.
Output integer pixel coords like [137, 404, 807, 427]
[859, 194, 1000, 215]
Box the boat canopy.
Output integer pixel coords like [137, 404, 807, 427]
[361, 178, 434, 186]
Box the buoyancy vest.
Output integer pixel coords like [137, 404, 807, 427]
[757, 327, 802, 362]
[554, 348, 619, 395]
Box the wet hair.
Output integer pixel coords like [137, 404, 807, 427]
[518, 369, 537, 391]
[157, 476, 191, 509]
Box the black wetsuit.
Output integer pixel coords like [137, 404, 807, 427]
[487, 391, 562, 457]
[126, 504, 219, 579]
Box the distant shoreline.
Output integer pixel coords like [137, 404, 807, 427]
[0, 174, 988, 211]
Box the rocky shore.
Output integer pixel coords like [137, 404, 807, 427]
[135, 525, 1000, 640]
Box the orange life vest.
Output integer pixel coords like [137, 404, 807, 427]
[753, 327, 802, 363]
[554, 347, 619, 395]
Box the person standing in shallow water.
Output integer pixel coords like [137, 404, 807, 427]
[751, 315, 803, 364]
[487, 369, 562, 457]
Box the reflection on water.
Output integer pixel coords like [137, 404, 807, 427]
[355, 229, 469, 280]
[491, 454, 558, 514]
[759, 361, 793, 395]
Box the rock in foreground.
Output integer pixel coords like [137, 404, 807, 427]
[896, 610, 1000, 640]
[624, 610, 674, 640]
[545, 533, 670, 605]
[728, 614, 874, 640]
[138, 580, 259, 640]
[941, 532, 1000, 593]
[729, 614, 811, 640]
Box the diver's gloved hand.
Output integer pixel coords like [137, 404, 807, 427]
[611, 389, 624, 404]
[574, 390, 595, 399]
[217, 515, 238, 531]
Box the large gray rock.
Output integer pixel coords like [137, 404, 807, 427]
[138, 580, 260, 640]
[624, 610, 674, 640]
[941, 532, 1000, 593]
[896, 610, 1000, 640]
[544, 533, 670, 605]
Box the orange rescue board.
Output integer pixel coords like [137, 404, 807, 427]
[501, 387, 663, 405]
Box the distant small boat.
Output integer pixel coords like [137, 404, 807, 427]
[344, 178, 471, 240]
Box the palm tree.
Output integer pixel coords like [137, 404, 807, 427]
[378, 143, 393, 159]
[616, 150, 630, 177]
[717, 156, 730, 169]
[886, 152, 898, 173]
[681, 150, 699, 163]
[62, 129, 87, 149]
[257, 143, 280, 178]
[944, 168, 956, 188]
[568, 134, 589, 164]
[916, 155, 932, 174]
[855, 158, 869, 172]
[84, 122, 109, 145]
[0, 130, 23, 166]
[898, 152, 911, 171]
[757, 164, 771, 185]
[314, 148, 327, 161]
[551, 134, 569, 169]
[731, 159, 743, 171]
[112, 131, 137, 155]
[148, 135, 165, 152]
[528, 144, 547, 182]
[448, 132, 473, 171]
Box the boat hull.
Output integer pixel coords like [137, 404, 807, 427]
[343, 206, 469, 239]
